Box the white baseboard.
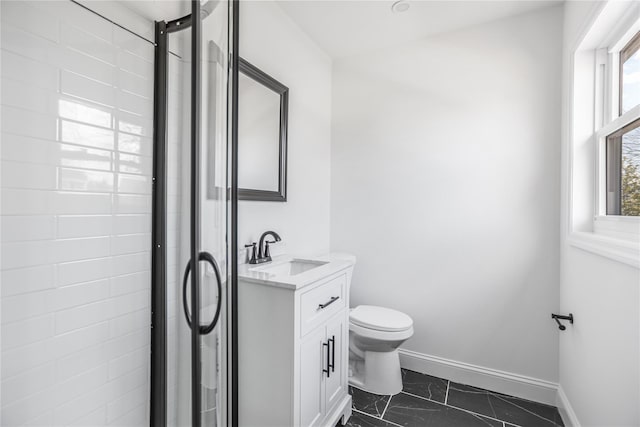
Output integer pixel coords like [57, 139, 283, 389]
[398, 348, 559, 406]
[556, 385, 581, 427]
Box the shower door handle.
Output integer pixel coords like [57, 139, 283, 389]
[182, 251, 223, 335]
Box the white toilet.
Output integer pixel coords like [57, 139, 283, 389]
[348, 305, 414, 395]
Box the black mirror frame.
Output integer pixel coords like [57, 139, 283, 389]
[238, 57, 289, 202]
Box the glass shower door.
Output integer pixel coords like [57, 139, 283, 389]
[152, 1, 232, 426]
[193, 4, 231, 425]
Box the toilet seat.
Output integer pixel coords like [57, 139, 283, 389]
[349, 322, 414, 342]
[350, 305, 413, 332]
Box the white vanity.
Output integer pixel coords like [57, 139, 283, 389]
[238, 254, 355, 427]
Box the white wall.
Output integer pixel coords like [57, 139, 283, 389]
[559, 2, 640, 425]
[0, 1, 158, 425]
[238, 1, 332, 258]
[559, 249, 639, 425]
[331, 6, 563, 385]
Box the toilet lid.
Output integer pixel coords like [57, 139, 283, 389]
[350, 305, 413, 332]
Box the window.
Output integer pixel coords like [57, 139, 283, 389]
[620, 32, 640, 115]
[568, 2, 640, 267]
[606, 118, 640, 216]
[598, 29, 640, 218]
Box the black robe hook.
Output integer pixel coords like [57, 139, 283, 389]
[551, 313, 574, 330]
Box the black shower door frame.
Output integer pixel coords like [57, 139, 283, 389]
[150, 1, 240, 426]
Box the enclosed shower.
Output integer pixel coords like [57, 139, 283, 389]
[151, 1, 236, 425]
[0, 1, 239, 426]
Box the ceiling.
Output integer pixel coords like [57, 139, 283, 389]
[111, 0, 561, 60]
[114, 0, 190, 23]
[276, 0, 562, 59]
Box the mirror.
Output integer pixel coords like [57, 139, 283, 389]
[238, 57, 289, 201]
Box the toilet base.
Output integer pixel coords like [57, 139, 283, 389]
[349, 349, 403, 395]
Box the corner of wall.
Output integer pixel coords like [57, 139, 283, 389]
[556, 385, 581, 427]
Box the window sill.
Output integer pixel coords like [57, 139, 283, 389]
[567, 231, 640, 269]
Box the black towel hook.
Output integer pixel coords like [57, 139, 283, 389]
[551, 313, 574, 331]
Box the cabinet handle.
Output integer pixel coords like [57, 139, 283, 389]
[329, 335, 335, 373]
[322, 341, 330, 378]
[318, 296, 339, 309]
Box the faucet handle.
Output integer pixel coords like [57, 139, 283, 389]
[264, 240, 278, 258]
[244, 243, 257, 264]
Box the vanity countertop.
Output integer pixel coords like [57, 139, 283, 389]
[238, 253, 356, 290]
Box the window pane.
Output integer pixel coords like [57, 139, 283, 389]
[607, 119, 640, 216]
[622, 124, 640, 215]
[621, 33, 640, 114]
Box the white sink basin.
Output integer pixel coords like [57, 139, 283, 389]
[250, 259, 328, 276]
[239, 254, 356, 290]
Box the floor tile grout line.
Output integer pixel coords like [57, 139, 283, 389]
[491, 393, 561, 426]
[399, 391, 517, 426]
[447, 385, 560, 426]
[351, 408, 404, 427]
[349, 389, 524, 427]
[458, 383, 560, 411]
[349, 382, 534, 427]
[380, 394, 392, 419]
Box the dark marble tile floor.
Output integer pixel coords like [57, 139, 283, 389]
[340, 369, 564, 427]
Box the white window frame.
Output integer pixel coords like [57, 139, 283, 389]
[595, 21, 640, 222]
[567, 1, 640, 268]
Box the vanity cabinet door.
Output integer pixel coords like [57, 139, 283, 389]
[325, 313, 346, 414]
[300, 326, 326, 427]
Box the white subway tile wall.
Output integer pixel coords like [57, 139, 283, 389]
[1, 1, 159, 425]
